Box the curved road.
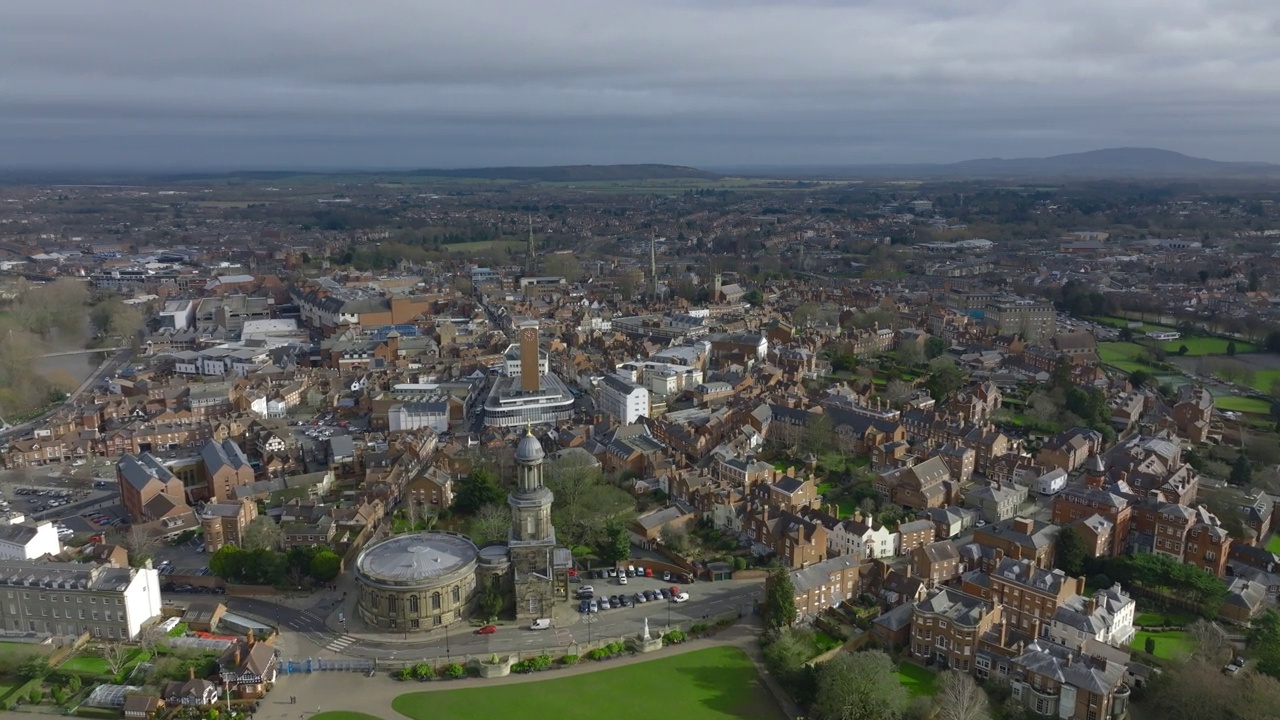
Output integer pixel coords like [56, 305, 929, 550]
[225, 582, 761, 661]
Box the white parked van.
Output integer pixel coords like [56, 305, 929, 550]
[530, 618, 552, 630]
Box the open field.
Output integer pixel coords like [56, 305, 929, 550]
[1268, 535, 1280, 554]
[1097, 342, 1158, 374]
[389, 647, 783, 720]
[59, 655, 110, 674]
[0, 641, 45, 659]
[313, 714, 385, 720]
[1131, 630, 1195, 660]
[1161, 337, 1255, 355]
[440, 240, 526, 254]
[1214, 396, 1274, 414]
[896, 662, 938, 697]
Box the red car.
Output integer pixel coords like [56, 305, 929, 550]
[644, 568, 654, 578]
[476, 624, 498, 635]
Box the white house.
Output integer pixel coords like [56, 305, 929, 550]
[1047, 584, 1136, 649]
[1035, 468, 1069, 496]
[0, 521, 61, 560]
[845, 516, 898, 559]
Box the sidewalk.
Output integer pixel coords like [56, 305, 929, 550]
[259, 619, 798, 720]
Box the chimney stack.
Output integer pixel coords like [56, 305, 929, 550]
[1084, 597, 1097, 616]
[999, 619, 1008, 647]
[189, 666, 196, 681]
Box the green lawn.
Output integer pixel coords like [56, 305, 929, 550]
[313, 714, 385, 720]
[1243, 369, 1280, 396]
[389, 647, 782, 720]
[1215, 396, 1273, 415]
[1131, 630, 1196, 660]
[1162, 337, 1255, 356]
[59, 655, 110, 675]
[896, 662, 938, 697]
[1098, 342, 1149, 365]
[1267, 534, 1280, 554]
[0, 641, 46, 659]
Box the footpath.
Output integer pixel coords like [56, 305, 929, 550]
[256, 618, 802, 720]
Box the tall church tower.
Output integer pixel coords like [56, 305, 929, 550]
[507, 429, 558, 620]
[525, 215, 536, 276]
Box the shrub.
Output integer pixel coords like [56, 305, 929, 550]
[530, 655, 552, 671]
[733, 556, 748, 571]
[444, 663, 466, 679]
[412, 662, 434, 680]
[396, 667, 413, 681]
[662, 630, 687, 645]
[28, 687, 43, 705]
[715, 618, 735, 628]
[52, 687, 66, 706]
[587, 648, 609, 661]
[690, 622, 709, 634]
[560, 654, 579, 666]
[66, 674, 82, 693]
[605, 641, 624, 655]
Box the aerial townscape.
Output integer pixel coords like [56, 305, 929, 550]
[6, 3, 1280, 720]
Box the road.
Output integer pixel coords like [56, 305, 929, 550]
[0, 349, 130, 442]
[224, 579, 762, 661]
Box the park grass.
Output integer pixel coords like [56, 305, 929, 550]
[1161, 337, 1255, 356]
[1244, 369, 1280, 396]
[1097, 342, 1148, 364]
[441, 240, 526, 254]
[896, 662, 938, 697]
[1214, 396, 1273, 415]
[313, 714, 385, 720]
[1131, 630, 1195, 660]
[390, 647, 783, 720]
[1267, 534, 1280, 555]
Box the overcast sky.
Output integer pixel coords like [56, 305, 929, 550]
[4, 0, 1280, 170]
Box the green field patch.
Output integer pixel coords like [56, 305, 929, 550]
[314, 713, 386, 720]
[1131, 630, 1195, 660]
[390, 647, 782, 720]
[1161, 337, 1255, 356]
[1214, 396, 1273, 414]
[441, 240, 527, 254]
[1267, 535, 1280, 554]
[896, 662, 938, 697]
[0, 641, 48, 659]
[60, 655, 111, 675]
[1134, 611, 1195, 628]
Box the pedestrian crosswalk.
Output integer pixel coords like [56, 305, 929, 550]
[325, 635, 356, 653]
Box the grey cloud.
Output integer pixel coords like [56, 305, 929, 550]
[2, 0, 1280, 169]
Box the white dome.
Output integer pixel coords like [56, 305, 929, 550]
[515, 432, 545, 462]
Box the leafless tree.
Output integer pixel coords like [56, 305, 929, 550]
[1188, 618, 1230, 661]
[119, 526, 161, 567]
[468, 503, 509, 547]
[136, 624, 169, 656]
[934, 670, 991, 720]
[403, 498, 420, 531]
[100, 642, 132, 676]
[241, 516, 282, 551]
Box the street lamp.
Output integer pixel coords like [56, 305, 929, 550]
[445, 622, 451, 660]
[582, 614, 596, 646]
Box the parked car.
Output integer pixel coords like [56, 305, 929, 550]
[672, 592, 690, 603]
[659, 588, 672, 600]
[662, 571, 672, 582]
[618, 573, 628, 585]
[579, 585, 594, 595]
[645, 568, 654, 578]
[1224, 657, 1246, 675]
[476, 624, 498, 635]
[617, 595, 631, 607]
[530, 618, 552, 630]
[589, 600, 598, 613]
[579, 600, 591, 613]
[633, 593, 646, 604]
[598, 598, 611, 610]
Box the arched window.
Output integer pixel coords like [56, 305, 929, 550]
[431, 592, 441, 610]
[491, 575, 500, 587]
[408, 595, 419, 614]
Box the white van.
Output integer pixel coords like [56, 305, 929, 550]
[530, 618, 552, 631]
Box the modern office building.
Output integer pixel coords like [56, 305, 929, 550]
[483, 321, 575, 427]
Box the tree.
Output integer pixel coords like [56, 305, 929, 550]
[208, 545, 243, 580]
[476, 581, 504, 619]
[923, 358, 966, 402]
[764, 568, 797, 632]
[119, 526, 161, 567]
[744, 289, 764, 306]
[468, 503, 510, 547]
[1145, 636, 1156, 655]
[1231, 454, 1254, 486]
[813, 650, 909, 720]
[546, 454, 635, 548]
[925, 336, 947, 360]
[803, 413, 835, 454]
[241, 516, 282, 551]
[1129, 369, 1153, 389]
[309, 550, 342, 583]
[101, 642, 132, 676]
[934, 670, 990, 720]
[1178, 344, 1190, 356]
[1227, 340, 1238, 356]
[1053, 527, 1087, 576]
[661, 527, 689, 553]
[881, 380, 913, 408]
[598, 522, 631, 565]
[453, 467, 503, 515]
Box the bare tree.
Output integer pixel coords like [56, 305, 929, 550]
[1188, 618, 1230, 661]
[119, 526, 161, 567]
[241, 516, 282, 551]
[881, 380, 913, 408]
[100, 643, 132, 676]
[468, 503, 509, 547]
[136, 623, 169, 656]
[934, 670, 991, 720]
[403, 498, 420, 532]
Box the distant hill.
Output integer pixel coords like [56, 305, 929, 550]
[746, 148, 1280, 180]
[408, 164, 722, 182]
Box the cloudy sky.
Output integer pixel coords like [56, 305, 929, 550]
[3, 0, 1279, 170]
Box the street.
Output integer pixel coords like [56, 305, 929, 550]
[222, 578, 762, 662]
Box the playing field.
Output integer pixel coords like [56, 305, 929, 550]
[1214, 396, 1273, 414]
[1097, 342, 1156, 373]
[389, 647, 783, 720]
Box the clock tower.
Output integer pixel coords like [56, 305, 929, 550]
[519, 323, 541, 393]
[508, 428, 558, 620]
